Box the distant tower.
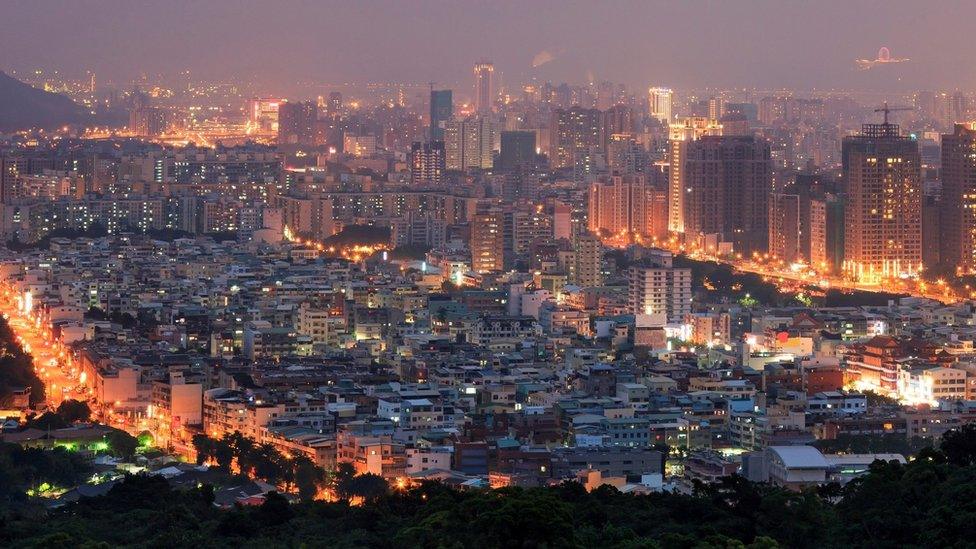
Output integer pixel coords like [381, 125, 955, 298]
[277, 101, 318, 145]
[648, 87, 673, 123]
[328, 92, 342, 116]
[474, 61, 494, 115]
[89, 72, 96, 94]
[429, 89, 453, 141]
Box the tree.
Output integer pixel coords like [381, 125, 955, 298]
[105, 429, 139, 461]
[249, 443, 285, 483]
[212, 437, 235, 472]
[225, 431, 255, 474]
[291, 455, 325, 502]
[25, 411, 68, 431]
[338, 472, 389, 502]
[940, 423, 976, 466]
[255, 491, 293, 526]
[55, 399, 91, 423]
[192, 433, 215, 465]
[331, 462, 356, 498]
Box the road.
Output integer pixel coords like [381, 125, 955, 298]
[605, 234, 959, 304]
[0, 291, 85, 411]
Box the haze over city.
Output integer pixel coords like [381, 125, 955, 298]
[1, 1, 973, 91]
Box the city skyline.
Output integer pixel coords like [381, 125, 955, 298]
[6, 3, 976, 546]
[3, 1, 976, 92]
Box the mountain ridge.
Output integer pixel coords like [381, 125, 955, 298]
[0, 71, 93, 131]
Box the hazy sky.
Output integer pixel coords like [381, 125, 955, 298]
[2, 1, 974, 92]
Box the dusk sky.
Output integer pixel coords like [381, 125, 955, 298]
[2, 1, 974, 91]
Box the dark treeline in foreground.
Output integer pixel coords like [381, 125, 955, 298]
[5, 426, 976, 548]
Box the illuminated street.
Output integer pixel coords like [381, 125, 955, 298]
[603, 233, 960, 304]
[0, 287, 84, 410]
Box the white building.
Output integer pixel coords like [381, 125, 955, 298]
[628, 264, 692, 322]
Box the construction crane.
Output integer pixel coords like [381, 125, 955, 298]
[874, 101, 913, 125]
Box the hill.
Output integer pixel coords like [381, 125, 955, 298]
[0, 71, 92, 131]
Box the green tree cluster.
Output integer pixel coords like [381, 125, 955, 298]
[24, 399, 92, 430]
[0, 441, 91, 506]
[9, 426, 976, 546]
[192, 432, 325, 501]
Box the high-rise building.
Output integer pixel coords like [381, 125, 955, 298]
[768, 193, 802, 263]
[768, 179, 830, 268]
[708, 97, 725, 120]
[444, 116, 495, 170]
[410, 141, 446, 186]
[603, 104, 635, 151]
[607, 133, 647, 175]
[474, 61, 494, 115]
[682, 135, 772, 254]
[276, 194, 334, 240]
[429, 89, 453, 141]
[471, 207, 504, 273]
[327, 92, 342, 116]
[667, 117, 723, 234]
[278, 101, 317, 145]
[571, 231, 603, 287]
[129, 106, 166, 136]
[247, 98, 282, 132]
[951, 92, 968, 124]
[549, 107, 604, 169]
[648, 87, 673, 123]
[940, 123, 976, 272]
[587, 174, 666, 241]
[629, 257, 692, 322]
[510, 210, 552, 256]
[553, 200, 572, 241]
[809, 196, 829, 271]
[496, 131, 536, 172]
[842, 121, 922, 282]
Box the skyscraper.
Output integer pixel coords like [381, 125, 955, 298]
[129, 106, 167, 137]
[278, 101, 317, 145]
[668, 117, 723, 233]
[842, 121, 922, 282]
[474, 61, 494, 115]
[587, 174, 665, 240]
[603, 104, 635, 151]
[444, 116, 495, 170]
[607, 133, 647, 175]
[549, 107, 604, 169]
[648, 87, 673, 123]
[497, 131, 536, 172]
[471, 206, 504, 273]
[940, 123, 976, 272]
[768, 192, 803, 263]
[410, 141, 446, 186]
[429, 89, 453, 141]
[768, 177, 830, 268]
[682, 135, 772, 254]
